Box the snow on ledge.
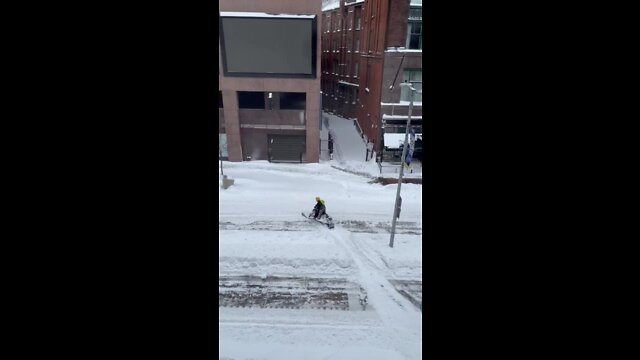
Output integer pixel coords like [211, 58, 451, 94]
[383, 114, 423, 120]
[220, 12, 316, 19]
[338, 80, 359, 87]
[381, 101, 423, 106]
[385, 48, 422, 53]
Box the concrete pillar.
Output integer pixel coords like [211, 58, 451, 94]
[305, 91, 320, 162]
[222, 91, 243, 162]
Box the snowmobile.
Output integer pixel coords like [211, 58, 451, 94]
[302, 212, 335, 229]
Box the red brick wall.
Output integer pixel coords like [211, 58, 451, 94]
[386, 0, 409, 48]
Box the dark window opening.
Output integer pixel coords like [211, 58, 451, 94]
[409, 8, 422, 20]
[280, 92, 306, 110]
[407, 21, 422, 50]
[238, 91, 265, 109]
[219, 91, 224, 108]
[407, 7, 423, 50]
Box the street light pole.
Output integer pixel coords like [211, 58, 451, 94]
[219, 133, 224, 176]
[389, 83, 415, 248]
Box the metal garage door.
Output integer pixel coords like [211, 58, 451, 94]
[268, 135, 305, 163]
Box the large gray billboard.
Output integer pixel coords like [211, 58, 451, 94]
[220, 14, 316, 78]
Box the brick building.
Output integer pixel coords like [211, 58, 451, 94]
[321, 0, 422, 159]
[219, 0, 322, 163]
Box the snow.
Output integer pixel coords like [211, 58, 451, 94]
[382, 115, 423, 120]
[324, 112, 367, 162]
[324, 0, 365, 11]
[219, 230, 355, 277]
[219, 159, 422, 359]
[385, 48, 423, 53]
[338, 80, 359, 87]
[220, 12, 316, 19]
[383, 133, 422, 150]
[381, 101, 423, 106]
[322, 112, 423, 178]
[322, 0, 340, 12]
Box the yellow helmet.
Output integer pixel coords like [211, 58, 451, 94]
[315, 196, 321, 201]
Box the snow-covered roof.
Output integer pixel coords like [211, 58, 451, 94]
[384, 133, 423, 149]
[220, 12, 316, 19]
[323, 0, 365, 12]
[322, 0, 340, 12]
[323, 0, 411, 12]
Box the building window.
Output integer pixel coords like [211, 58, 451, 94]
[348, 12, 353, 30]
[353, 61, 359, 78]
[333, 59, 339, 75]
[355, 7, 361, 30]
[219, 91, 223, 108]
[400, 69, 422, 102]
[406, 8, 422, 50]
[355, 37, 360, 52]
[280, 92, 306, 110]
[238, 91, 265, 109]
[409, 8, 422, 20]
[352, 88, 358, 104]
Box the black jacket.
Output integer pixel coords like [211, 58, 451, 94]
[313, 200, 326, 212]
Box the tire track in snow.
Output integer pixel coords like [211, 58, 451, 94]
[219, 219, 421, 234]
[219, 322, 379, 331]
[326, 228, 422, 360]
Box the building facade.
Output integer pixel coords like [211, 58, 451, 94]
[219, 0, 322, 163]
[321, 0, 422, 159]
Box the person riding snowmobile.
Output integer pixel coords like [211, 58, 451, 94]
[309, 196, 327, 220]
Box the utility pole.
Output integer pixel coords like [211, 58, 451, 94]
[219, 133, 224, 176]
[389, 83, 416, 248]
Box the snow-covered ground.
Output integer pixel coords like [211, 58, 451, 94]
[219, 161, 422, 359]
